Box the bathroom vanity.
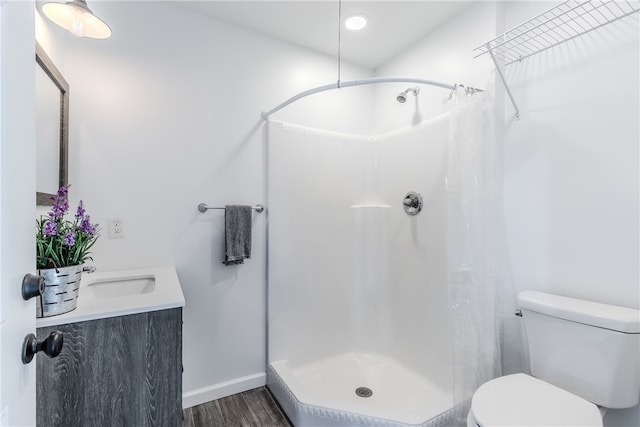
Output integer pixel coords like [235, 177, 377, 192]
[35, 267, 185, 427]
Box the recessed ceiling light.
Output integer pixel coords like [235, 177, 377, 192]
[344, 14, 367, 31]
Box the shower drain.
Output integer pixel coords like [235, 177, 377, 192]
[355, 387, 373, 398]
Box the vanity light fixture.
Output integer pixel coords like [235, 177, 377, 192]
[344, 14, 367, 31]
[42, 0, 111, 39]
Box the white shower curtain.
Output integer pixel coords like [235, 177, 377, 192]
[446, 85, 512, 425]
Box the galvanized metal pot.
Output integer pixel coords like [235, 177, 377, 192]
[37, 264, 82, 318]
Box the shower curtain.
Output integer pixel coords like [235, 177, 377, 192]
[446, 85, 510, 425]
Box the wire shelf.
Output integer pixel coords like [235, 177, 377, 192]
[475, 0, 639, 66]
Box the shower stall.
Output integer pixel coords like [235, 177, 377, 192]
[265, 86, 502, 427]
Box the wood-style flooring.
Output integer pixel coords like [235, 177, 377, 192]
[183, 387, 293, 427]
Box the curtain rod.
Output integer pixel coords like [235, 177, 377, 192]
[261, 76, 481, 119]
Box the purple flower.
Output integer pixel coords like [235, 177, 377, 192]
[50, 185, 69, 204]
[55, 185, 68, 198]
[44, 220, 58, 236]
[49, 191, 69, 220]
[49, 186, 70, 220]
[48, 205, 59, 219]
[76, 200, 85, 219]
[63, 231, 75, 247]
[49, 201, 69, 220]
[80, 216, 98, 237]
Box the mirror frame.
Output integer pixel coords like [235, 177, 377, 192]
[36, 42, 69, 206]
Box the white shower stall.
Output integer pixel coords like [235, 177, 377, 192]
[266, 111, 462, 426]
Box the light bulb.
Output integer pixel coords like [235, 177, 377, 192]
[71, 7, 86, 37]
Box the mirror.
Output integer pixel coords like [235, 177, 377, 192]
[36, 42, 68, 206]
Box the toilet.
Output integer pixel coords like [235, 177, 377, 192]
[467, 290, 640, 427]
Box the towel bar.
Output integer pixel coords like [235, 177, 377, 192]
[197, 203, 264, 213]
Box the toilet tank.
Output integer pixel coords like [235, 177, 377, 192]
[518, 291, 640, 408]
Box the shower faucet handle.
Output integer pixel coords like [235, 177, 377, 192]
[403, 191, 423, 215]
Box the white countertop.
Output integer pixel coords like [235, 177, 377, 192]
[36, 266, 186, 328]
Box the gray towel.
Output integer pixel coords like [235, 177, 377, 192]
[223, 205, 252, 265]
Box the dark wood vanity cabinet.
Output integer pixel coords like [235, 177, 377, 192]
[36, 308, 182, 427]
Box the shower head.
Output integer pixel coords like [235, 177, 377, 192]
[396, 87, 420, 103]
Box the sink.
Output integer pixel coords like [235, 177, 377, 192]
[36, 266, 185, 328]
[87, 275, 156, 298]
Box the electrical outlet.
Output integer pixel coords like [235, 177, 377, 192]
[108, 217, 124, 238]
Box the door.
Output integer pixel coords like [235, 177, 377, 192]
[0, 0, 37, 425]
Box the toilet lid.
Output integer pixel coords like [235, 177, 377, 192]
[471, 373, 602, 427]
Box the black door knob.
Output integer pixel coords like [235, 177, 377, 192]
[21, 331, 64, 364]
[22, 273, 45, 300]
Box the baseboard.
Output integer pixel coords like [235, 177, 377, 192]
[182, 372, 266, 409]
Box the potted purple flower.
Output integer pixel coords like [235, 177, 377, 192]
[36, 185, 100, 317]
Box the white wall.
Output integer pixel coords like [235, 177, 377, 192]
[35, 0, 374, 408]
[502, 2, 639, 425]
[503, 1, 639, 307]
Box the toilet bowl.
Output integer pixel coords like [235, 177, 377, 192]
[466, 373, 602, 427]
[467, 291, 640, 427]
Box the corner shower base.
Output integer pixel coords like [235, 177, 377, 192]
[268, 353, 455, 427]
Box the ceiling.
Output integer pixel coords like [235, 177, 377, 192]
[176, 1, 472, 69]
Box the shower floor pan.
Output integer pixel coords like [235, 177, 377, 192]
[268, 352, 454, 427]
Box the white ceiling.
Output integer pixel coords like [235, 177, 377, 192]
[176, 1, 472, 69]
